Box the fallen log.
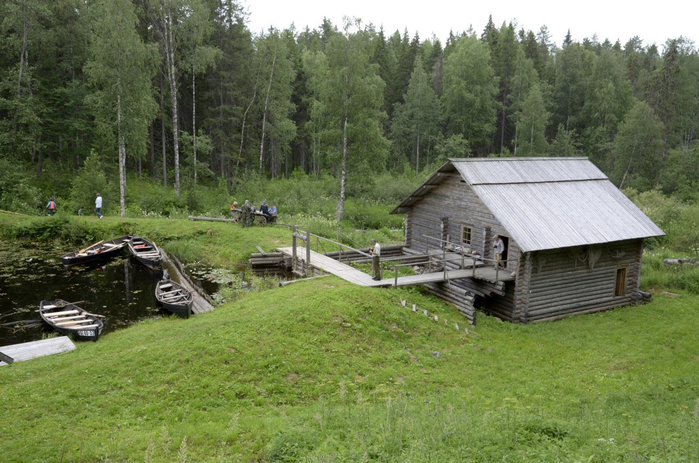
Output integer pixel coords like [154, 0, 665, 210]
[188, 216, 238, 223]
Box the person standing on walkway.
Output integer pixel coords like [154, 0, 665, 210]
[492, 234, 504, 269]
[370, 238, 382, 281]
[95, 193, 103, 219]
[46, 198, 56, 216]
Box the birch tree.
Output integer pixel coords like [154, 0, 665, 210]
[85, 0, 158, 216]
[255, 29, 296, 177]
[309, 19, 388, 221]
[149, 0, 211, 196]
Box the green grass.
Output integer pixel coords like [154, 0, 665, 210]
[2, 197, 699, 461]
[2, 278, 699, 461]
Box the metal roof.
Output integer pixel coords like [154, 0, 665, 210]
[392, 158, 664, 252]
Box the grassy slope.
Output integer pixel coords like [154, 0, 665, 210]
[1, 216, 699, 461]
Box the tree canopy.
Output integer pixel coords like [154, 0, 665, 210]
[1, 1, 698, 213]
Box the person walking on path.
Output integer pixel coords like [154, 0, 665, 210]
[492, 234, 504, 269]
[95, 193, 103, 219]
[370, 238, 382, 281]
[46, 198, 56, 216]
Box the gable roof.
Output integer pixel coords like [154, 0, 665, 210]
[391, 157, 664, 253]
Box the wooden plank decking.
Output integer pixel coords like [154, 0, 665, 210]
[277, 247, 514, 287]
[161, 249, 215, 314]
[0, 336, 76, 366]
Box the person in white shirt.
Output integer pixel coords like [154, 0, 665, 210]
[95, 193, 103, 219]
[370, 239, 382, 281]
[492, 234, 505, 269]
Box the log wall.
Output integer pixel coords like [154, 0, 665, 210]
[521, 240, 643, 322]
[407, 176, 522, 269]
[403, 175, 647, 324]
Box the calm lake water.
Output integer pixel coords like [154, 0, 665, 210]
[0, 241, 179, 346]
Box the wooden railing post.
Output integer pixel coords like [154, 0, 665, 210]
[292, 226, 297, 271]
[306, 229, 311, 275]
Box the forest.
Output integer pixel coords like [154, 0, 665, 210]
[1, 0, 698, 219]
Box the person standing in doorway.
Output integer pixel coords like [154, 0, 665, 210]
[46, 198, 56, 216]
[370, 238, 382, 281]
[95, 193, 103, 219]
[492, 234, 504, 269]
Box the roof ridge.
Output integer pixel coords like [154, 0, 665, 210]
[449, 157, 589, 162]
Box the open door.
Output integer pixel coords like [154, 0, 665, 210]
[500, 235, 510, 268]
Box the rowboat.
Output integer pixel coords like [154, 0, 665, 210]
[39, 300, 104, 341]
[128, 236, 162, 269]
[155, 279, 193, 318]
[60, 235, 131, 266]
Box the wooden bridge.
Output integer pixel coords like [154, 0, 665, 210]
[276, 246, 514, 288]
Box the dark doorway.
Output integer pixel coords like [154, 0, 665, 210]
[500, 235, 510, 268]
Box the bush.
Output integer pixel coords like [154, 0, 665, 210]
[68, 151, 112, 215]
[0, 159, 42, 214]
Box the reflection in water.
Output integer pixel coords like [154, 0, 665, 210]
[0, 242, 165, 345]
[0, 241, 295, 346]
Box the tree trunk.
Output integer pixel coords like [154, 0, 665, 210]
[165, 13, 180, 196]
[239, 70, 259, 168]
[160, 75, 167, 187]
[259, 44, 278, 172]
[192, 66, 197, 185]
[117, 69, 126, 217]
[35, 147, 42, 179]
[336, 111, 348, 222]
[149, 123, 155, 177]
[17, 0, 28, 98]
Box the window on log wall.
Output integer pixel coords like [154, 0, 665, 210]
[461, 226, 472, 246]
[615, 267, 627, 296]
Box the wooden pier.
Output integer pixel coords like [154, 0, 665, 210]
[161, 249, 215, 315]
[0, 336, 75, 366]
[276, 246, 514, 287]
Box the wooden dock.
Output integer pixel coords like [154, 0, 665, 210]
[0, 336, 75, 366]
[277, 246, 514, 287]
[161, 249, 215, 315]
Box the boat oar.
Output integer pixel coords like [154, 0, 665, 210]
[35, 300, 85, 311]
[78, 240, 104, 255]
[81, 311, 106, 319]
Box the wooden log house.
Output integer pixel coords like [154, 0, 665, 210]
[391, 158, 664, 323]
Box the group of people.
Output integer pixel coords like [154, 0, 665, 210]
[45, 193, 103, 219]
[230, 199, 277, 227]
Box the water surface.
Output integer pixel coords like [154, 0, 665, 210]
[0, 241, 166, 345]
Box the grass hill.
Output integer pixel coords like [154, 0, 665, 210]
[1, 214, 699, 461]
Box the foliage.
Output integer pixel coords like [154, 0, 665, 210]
[68, 150, 113, 215]
[0, 159, 42, 214]
[611, 100, 664, 189]
[441, 35, 499, 153]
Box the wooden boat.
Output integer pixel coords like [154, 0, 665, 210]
[155, 279, 193, 318]
[60, 235, 131, 266]
[127, 236, 162, 269]
[39, 300, 104, 341]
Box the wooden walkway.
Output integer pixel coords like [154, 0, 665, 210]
[1, 336, 75, 366]
[161, 250, 215, 314]
[277, 247, 514, 287]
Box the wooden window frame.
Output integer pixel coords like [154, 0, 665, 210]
[614, 267, 627, 297]
[461, 225, 473, 246]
